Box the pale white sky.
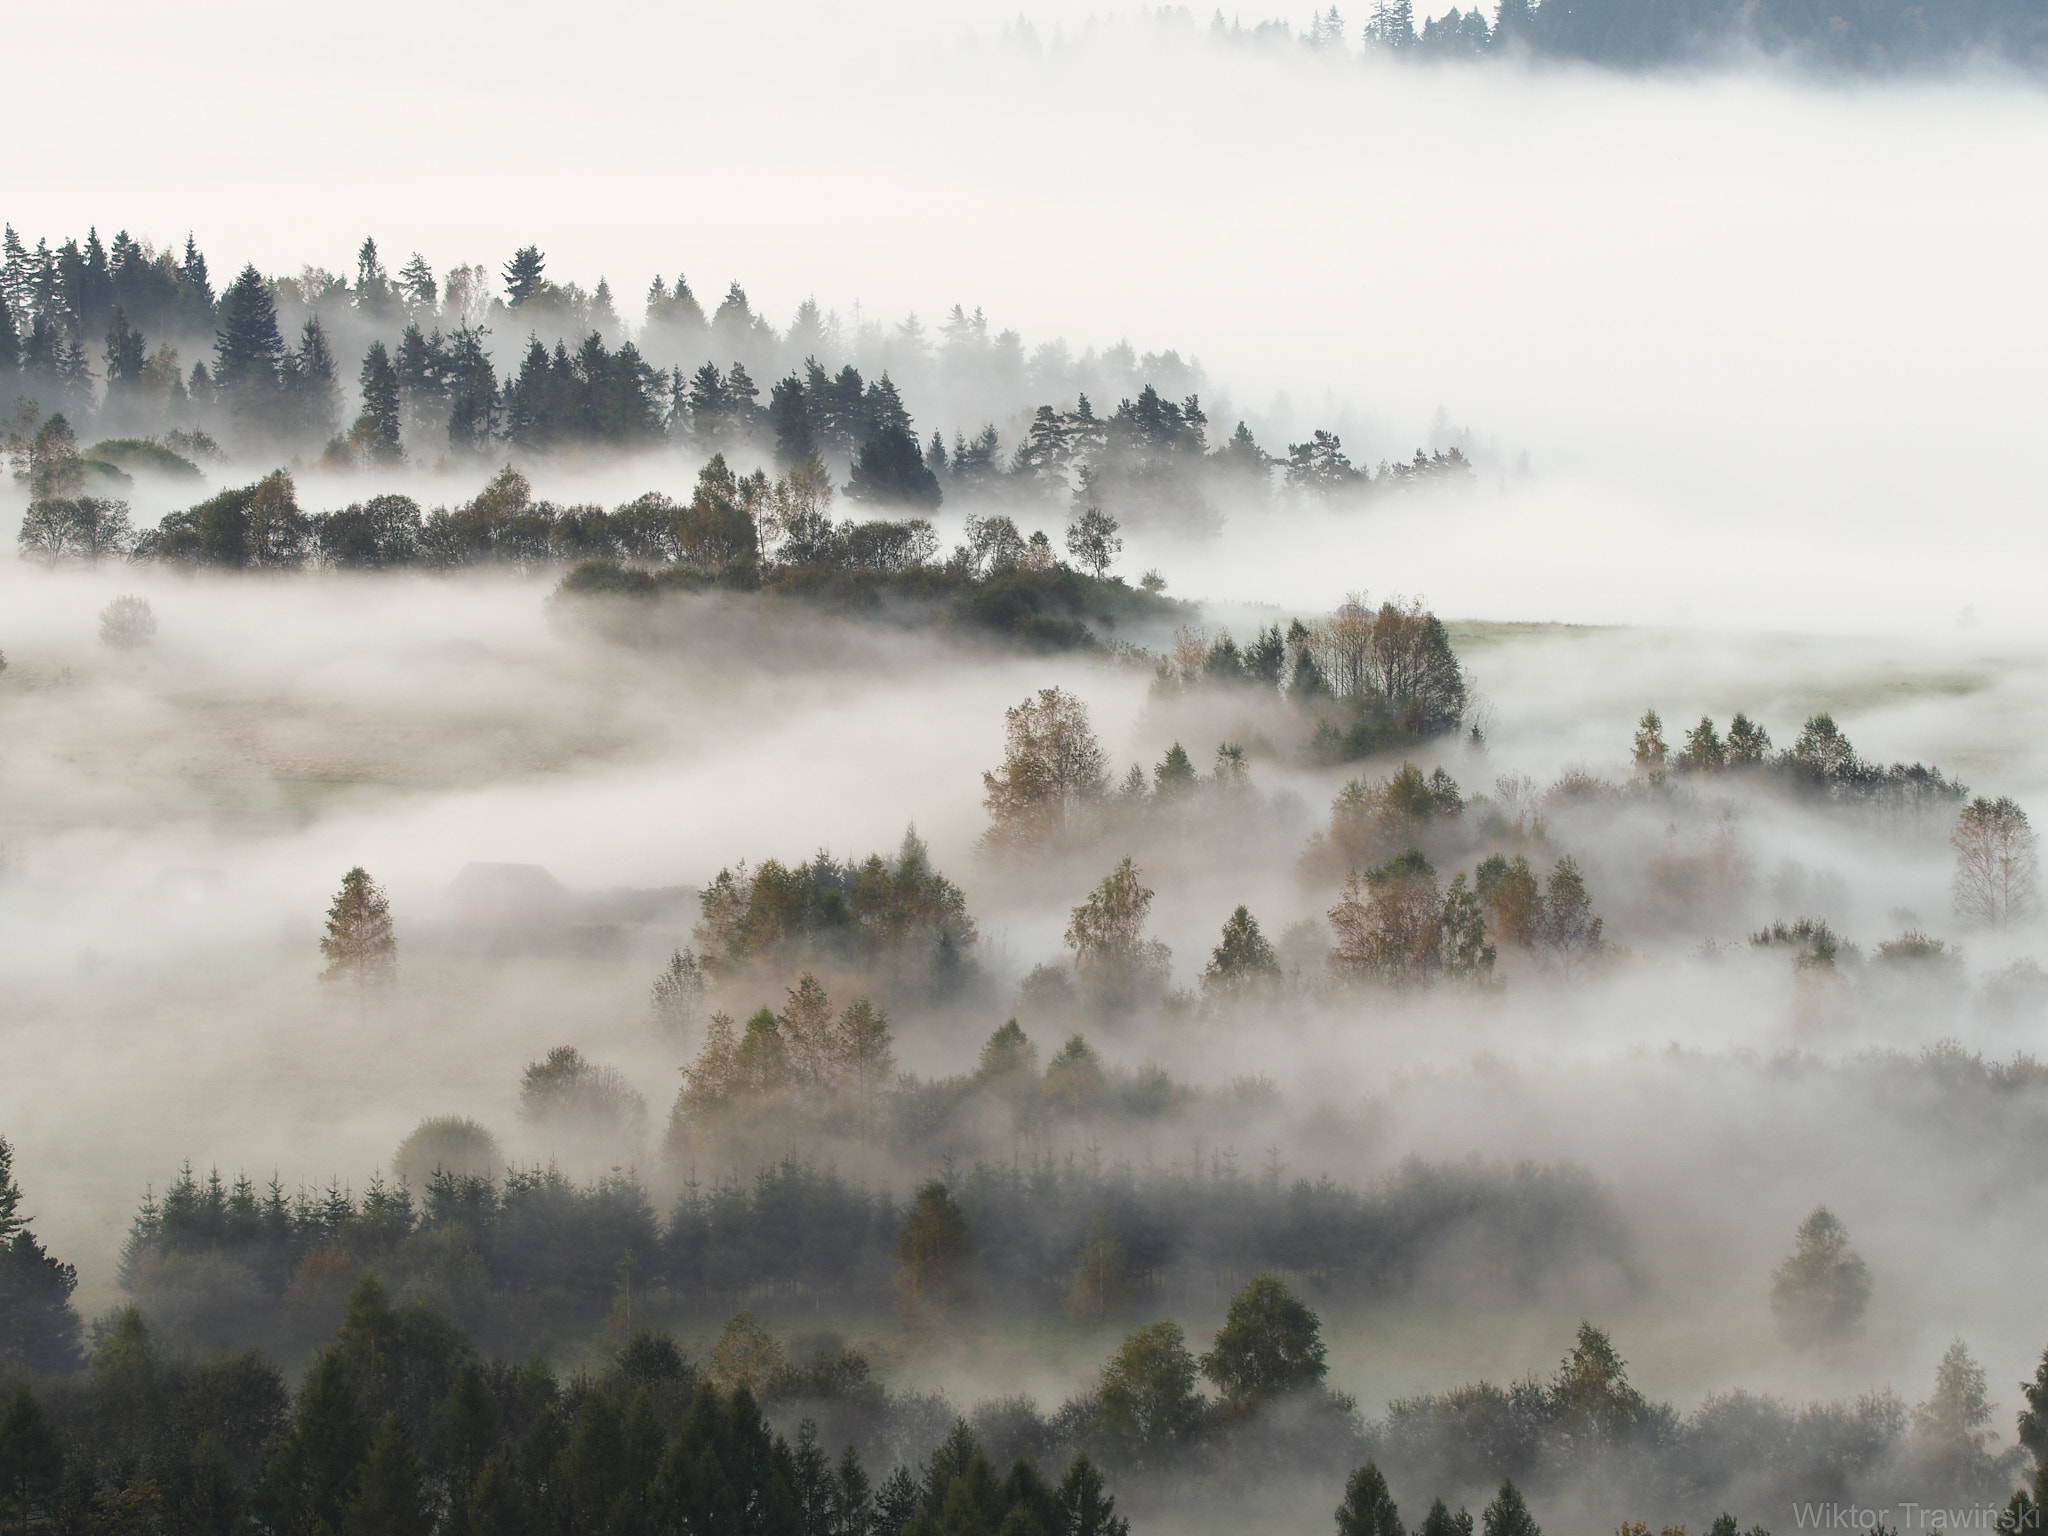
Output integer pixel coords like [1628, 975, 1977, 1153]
[11, 1, 2048, 631]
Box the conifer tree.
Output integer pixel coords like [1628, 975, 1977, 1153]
[213, 263, 286, 429]
[321, 867, 397, 986]
[1336, 1462, 1405, 1536]
[1480, 1479, 1540, 1536]
[103, 306, 147, 395]
[503, 246, 546, 307]
[0, 1387, 64, 1533]
[341, 1414, 434, 1536]
[894, 1181, 976, 1323]
[355, 341, 403, 462]
[284, 317, 342, 444]
[0, 1137, 82, 1374]
[1202, 905, 1282, 1000]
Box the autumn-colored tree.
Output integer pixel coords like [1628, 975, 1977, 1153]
[982, 688, 1109, 848]
[894, 1181, 976, 1323]
[320, 867, 396, 986]
[1065, 858, 1171, 1003]
[1065, 1211, 1131, 1321]
[1951, 796, 2039, 927]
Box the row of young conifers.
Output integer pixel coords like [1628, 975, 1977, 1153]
[4, 1106, 2038, 1536]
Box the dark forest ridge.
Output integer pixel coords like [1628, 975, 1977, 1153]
[1198, 0, 2044, 72]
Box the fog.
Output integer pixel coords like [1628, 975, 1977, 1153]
[13, 4, 2048, 630]
[6, 6, 2048, 1531]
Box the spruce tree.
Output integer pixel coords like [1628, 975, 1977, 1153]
[341, 1414, 433, 1536]
[0, 1388, 64, 1533]
[1336, 1462, 1405, 1536]
[1480, 1480, 1540, 1536]
[356, 341, 403, 461]
[321, 867, 397, 987]
[284, 317, 342, 445]
[213, 263, 285, 429]
[502, 246, 546, 307]
[103, 307, 147, 393]
[0, 1136, 83, 1374]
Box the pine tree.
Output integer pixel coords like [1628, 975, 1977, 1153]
[213, 263, 285, 429]
[503, 246, 547, 307]
[103, 307, 147, 394]
[0, 1388, 64, 1533]
[356, 341, 403, 462]
[1055, 1456, 1128, 1536]
[321, 868, 397, 986]
[1480, 1480, 1540, 1536]
[341, 1414, 434, 1536]
[1336, 1462, 1405, 1536]
[894, 1181, 976, 1323]
[1201, 905, 1281, 1001]
[398, 252, 437, 314]
[284, 317, 341, 444]
[0, 1136, 83, 1374]
[256, 1351, 371, 1534]
[355, 237, 395, 319]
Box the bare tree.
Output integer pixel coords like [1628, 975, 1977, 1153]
[648, 948, 706, 1039]
[1951, 796, 2039, 927]
[98, 595, 156, 650]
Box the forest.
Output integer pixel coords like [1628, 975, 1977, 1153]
[6, 43, 2048, 1532]
[1209, 0, 2048, 71]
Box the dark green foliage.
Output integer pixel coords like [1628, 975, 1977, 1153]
[0, 1388, 62, 1531]
[1202, 905, 1282, 999]
[85, 438, 203, 481]
[317, 494, 423, 569]
[0, 1137, 82, 1375]
[848, 418, 942, 509]
[355, 340, 402, 461]
[503, 246, 547, 306]
[211, 263, 285, 431]
[1480, 1478, 1539, 1536]
[692, 829, 978, 990]
[1336, 1461, 1405, 1536]
[1200, 1272, 1328, 1405]
[138, 469, 310, 568]
[1096, 1320, 1205, 1467]
[340, 1413, 433, 1536]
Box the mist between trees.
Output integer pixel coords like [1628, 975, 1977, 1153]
[1044, 0, 2048, 75]
[9, 1118, 2048, 1536]
[0, 223, 1483, 564]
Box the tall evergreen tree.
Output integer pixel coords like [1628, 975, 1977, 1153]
[503, 246, 546, 307]
[0, 1388, 64, 1534]
[0, 1138, 82, 1374]
[355, 341, 403, 462]
[214, 263, 286, 430]
[1336, 1463, 1405, 1536]
[283, 317, 342, 444]
[341, 1414, 433, 1536]
[103, 306, 147, 395]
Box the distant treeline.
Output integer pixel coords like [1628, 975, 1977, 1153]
[0, 224, 1469, 537]
[110, 1150, 1627, 1362]
[1208, 0, 2047, 72]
